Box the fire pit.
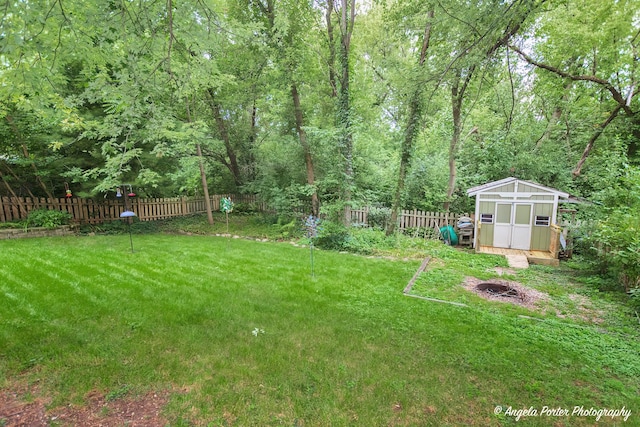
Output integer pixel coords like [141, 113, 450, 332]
[463, 277, 548, 309]
[476, 282, 521, 298]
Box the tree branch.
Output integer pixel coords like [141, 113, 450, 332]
[510, 44, 635, 116]
[572, 104, 623, 177]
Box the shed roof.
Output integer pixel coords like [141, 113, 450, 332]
[466, 177, 569, 198]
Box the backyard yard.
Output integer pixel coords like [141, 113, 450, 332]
[0, 223, 639, 426]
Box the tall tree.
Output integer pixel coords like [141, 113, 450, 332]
[443, 66, 475, 212]
[327, 0, 356, 223]
[386, 9, 434, 235]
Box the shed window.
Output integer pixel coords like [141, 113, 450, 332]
[535, 215, 550, 226]
[480, 213, 493, 224]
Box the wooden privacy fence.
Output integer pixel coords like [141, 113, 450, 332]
[0, 195, 264, 224]
[2, 195, 471, 234]
[350, 207, 470, 231]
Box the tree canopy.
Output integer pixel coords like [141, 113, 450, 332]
[1, 0, 638, 215]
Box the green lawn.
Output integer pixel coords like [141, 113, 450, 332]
[1, 232, 639, 426]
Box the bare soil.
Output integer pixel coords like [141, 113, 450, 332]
[0, 382, 170, 427]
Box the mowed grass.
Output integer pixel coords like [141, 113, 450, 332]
[1, 234, 639, 426]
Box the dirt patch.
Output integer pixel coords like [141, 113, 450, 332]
[462, 276, 549, 310]
[559, 293, 606, 324]
[0, 383, 170, 427]
[491, 267, 518, 276]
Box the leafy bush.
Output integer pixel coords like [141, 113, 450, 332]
[366, 206, 391, 229]
[580, 167, 640, 293]
[234, 202, 261, 214]
[25, 209, 72, 229]
[628, 288, 640, 312]
[314, 222, 407, 255]
[314, 221, 350, 251]
[271, 217, 300, 239]
[589, 214, 640, 291]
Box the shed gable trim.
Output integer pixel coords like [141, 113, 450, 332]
[466, 177, 569, 198]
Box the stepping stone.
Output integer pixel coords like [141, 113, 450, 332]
[506, 254, 529, 269]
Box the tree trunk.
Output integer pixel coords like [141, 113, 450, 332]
[5, 115, 54, 199]
[387, 91, 423, 236]
[444, 67, 474, 212]
[337, 0, 356, 225]
[206, 89, 243, 188]
[444, 79, 462, 213]
[572, 104, 623, 177]
[535, 80, 573, 150]
[0, 167, 27, 215]
[185, 99, 214, 225]
[0, 160, 36, 199]
[291, 82, 320, 216]
[196, 143, 214, 225]
[325, 0, 337, 98]
[386, 10, 434, 236]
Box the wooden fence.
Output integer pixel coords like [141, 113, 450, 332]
[0, 195, 264, 224]
[2, 195, 471, 235]
[350, 207, 470, 231]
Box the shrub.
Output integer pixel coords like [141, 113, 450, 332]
[234, 202, 261, 214]
[344, 227, 391, 254]
[580, 167, 640, 293]
[271, 217, 300, 239]
[589, 213, 640, 291]
[313, 222, 402, 254]
[25, 209, 72, 229]
[314, 221, 350, 251]
[366, 206, 391, 229]
[629, 288, 640, 312]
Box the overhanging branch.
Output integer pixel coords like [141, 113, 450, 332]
[510, 44, 635, 116]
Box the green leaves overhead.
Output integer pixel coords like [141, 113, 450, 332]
[0, 0, 637, 213]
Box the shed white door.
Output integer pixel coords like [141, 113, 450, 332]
[511, 204, 532, 250]
[493, 203, 533, 250]
[493, 203, 512, 248]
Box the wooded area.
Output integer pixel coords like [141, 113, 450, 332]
[0, 1, 638, 286]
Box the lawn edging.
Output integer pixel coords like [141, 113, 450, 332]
[0, 225, 77, 240]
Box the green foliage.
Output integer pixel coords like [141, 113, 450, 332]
[105, 384, 131, 402]
[366, 206, 391, 229]
[315, 221, 424, 255]
[628, 288, 640, 312]
[0, 222, 21, 230]
[271, 217, 300, 239]
[314, 221, 350, 251]
[25, 209, 72, 229]
[233, 202, 262, 214]
[581, 168, 640, 292]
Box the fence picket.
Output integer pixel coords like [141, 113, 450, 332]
[349, 207, 471, 235]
